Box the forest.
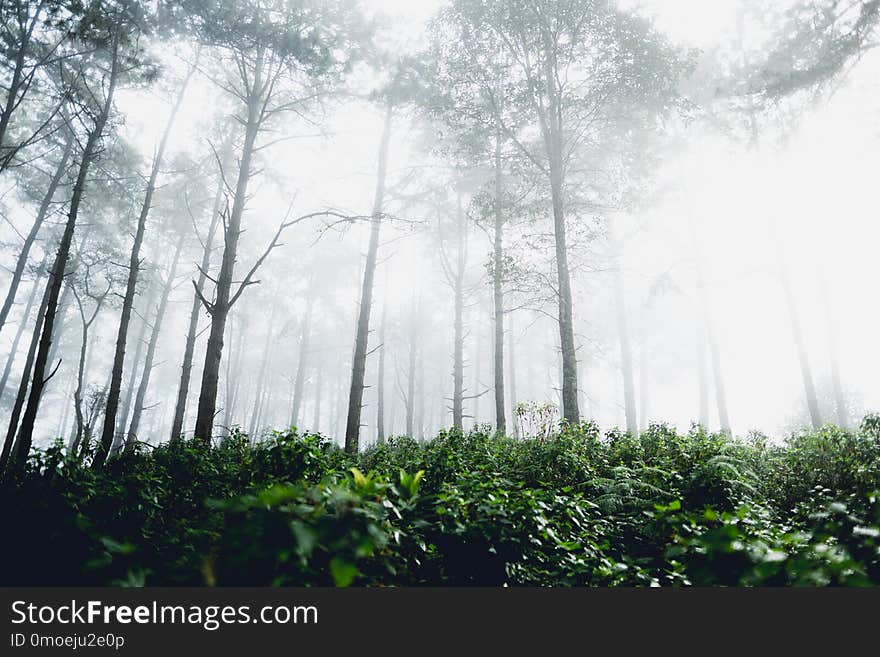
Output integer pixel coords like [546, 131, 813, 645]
[0, 0, 879, 587]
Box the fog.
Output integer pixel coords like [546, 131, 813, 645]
[2, 0, 879, 459]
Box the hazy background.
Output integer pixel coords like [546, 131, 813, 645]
[4, 0, 879, 446]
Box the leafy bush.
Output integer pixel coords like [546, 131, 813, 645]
[1, 422, 878, 586]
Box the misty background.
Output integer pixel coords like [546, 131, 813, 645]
[2, 0, 878, 456]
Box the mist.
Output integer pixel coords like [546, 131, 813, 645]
[2, 0, 879, 459]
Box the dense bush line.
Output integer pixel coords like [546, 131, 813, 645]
[2, 419, 879, 586]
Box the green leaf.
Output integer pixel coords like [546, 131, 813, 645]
[329, 557, 358, 587]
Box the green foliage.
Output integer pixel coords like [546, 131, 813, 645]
[1, 423, 879, 586]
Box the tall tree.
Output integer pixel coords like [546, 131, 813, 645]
[432, 0, 685, 424]
[187, 0, 368, 441]
[13, 0, 145, 464]
[95, 58, 197, 466]
[344, 103, 392, 453]
[170, 141, 229, 441]
[69, 259, 111, 457]
[125, 234, 185, 449]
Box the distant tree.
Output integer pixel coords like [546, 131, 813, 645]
[182, 0, 370, 442]
[431, 0, 687, 424]
[12, 0, 156, 465]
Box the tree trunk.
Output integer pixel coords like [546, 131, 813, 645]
[820, 270, 849, 428]
[537, 48, 579, 425]
[290, 294, 314, 428]
[376, 287, 388, 443]
[0, 253, 47, 401]
[691, 217, 731, 435]
[0, 133, 72, 334]
[639, 324, 649, 434]
[611, 230, 638, 436]
[193, 53, 263, 442]
[344, 104, 392, 454]
[507, 310, 519, 437]
[170, 144, 227, 441]
[697, 320, 710, 428]
[776, 246, 821, 430]
[125, 235, 185, 449]
[416, 331, 425, 440]
[70, 283, 109, 457]
[248, 303, 277, 438]
[451, 196, 466, 429]
[110, 286, 151, 455]
[473, 313, 481, 426]
[492, 135, 506, 433]
[312, 360, 323, 434]
[0, 271, 50, 469]
[405, 295, 418, 436]
[223, 313, 246, 434]
[11, 33, 121, 465]
[96, 61, 195, 465]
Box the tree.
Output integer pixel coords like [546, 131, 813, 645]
[124, 232, 186, 449]
[169, 138, 231, 441]
[431, 0, 686, 424]
[0, 129, 72, 334]
[12, 0, 150, 465]
[186, 0, 369, 441]
[95, 56, 197, 467]
[69, 253, 112, 456]
[0, 0, 75, 171]
[751, 0, 880, 101]
[344, 102, 392, 453]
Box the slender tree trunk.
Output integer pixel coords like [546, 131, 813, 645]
[776, 245, 821, 429]
[690, 216, 731, 435]
[290, 294, 314, 427]
[345, 105, 392, 453]
[577, 327, 591, 420]
[312, 360, 323, 434]
[56, 377, 72, 439]
[376, 287, 388, 443]
[819, 270, 848, 428]
[473, 311, 482, 426]
[71, 284, 109, 457]
[507, 311, 519, 437]
[416, 333, 425, 440]
[170, 145, 227, 441]
[248, 303, 277, 437]
[492, 135, 506, 433]
[193, 52, 263, 442]
[538, 48, 579, 425]
[0, 253, 46, 401]
[0, 274, 50, 469]
[12, 32, 122, 464]
[405, 295, 418, 436]
[96, 61, 195, 465]
[451, 196, 465, 429]
[110, 286, 151, 455]
[639, 323, 649, 434]
[610, 229, 638, 436]
[0, 134, 71, 334]
[223, 313, 246, 433]
[125, 236, 185, 448]
[45, 273, 73, 370]
[697, 320, 710, 428]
